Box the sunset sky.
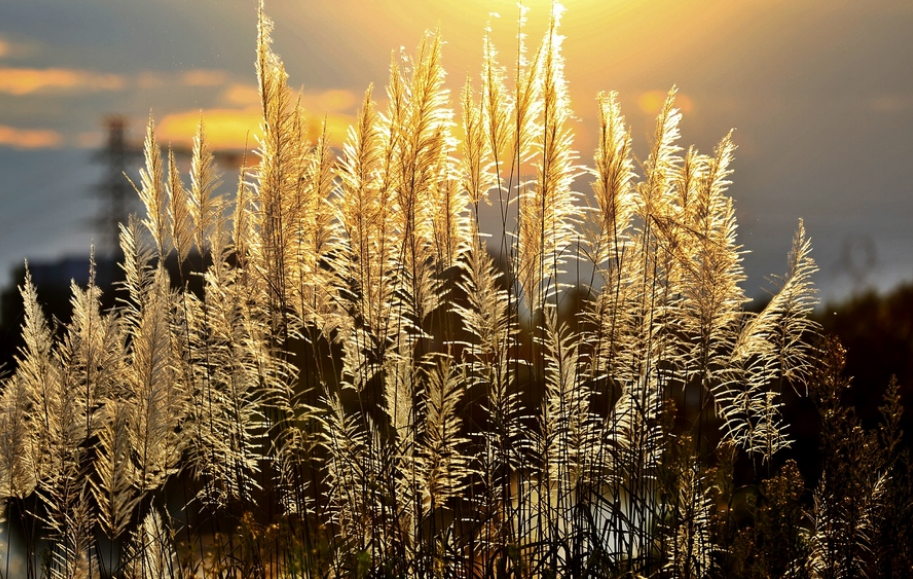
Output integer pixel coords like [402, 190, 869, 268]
[0, 0, 911, 302]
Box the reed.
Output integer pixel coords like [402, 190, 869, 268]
[0, 3, 909, 578]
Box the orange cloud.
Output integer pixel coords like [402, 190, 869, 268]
[222, 83, 260, 107]
[637, 90, 694, 116]
[870, 94, 913, 113]
[220, 83, 358, 114]
[158, 108, 263, 150]
[157, 106, 356, 150]
[136, 71, 167, 89]
[0, 67, 124, 95]
[0, 34, 36, 59]
[0, 125, 62, 149]
[307, 89, 357, 112]
[306, 111, 358, 146]
[76, 130, 104, 149]
[180, 69, 228, 87]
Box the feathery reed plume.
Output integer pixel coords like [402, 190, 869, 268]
[38, 336, 94, 579]
[383, 329, 418, 445]
[664, 452, 716, 579]
[49, 486, 96, 579]
[119, 215, 156, 308]
[132, 115, 169, 259]
[642, 89, 683, 215]
[381, 327, 420, 556]
[253, 1, 301, 325]
[461, 79, 496, 213]
[417, 354, 469, 510]
[630, 90, 682, 348]
[518, 4, 582, 313]
[126, 266, 184, 495]
[0, 374, 36, 502]
[167, 147, 192, 265]
[723, 220, 819, 460]
[385, 28, 454, 323]
[290, 120, 337, 332]
[124, 509, 179, 579]
[64, 254, 123, 441]
[189, 119, 221, 257]
[431, 156, 470, 275]
[232, 155, 253, 270]
[93, 399, 138, 540]
[480, 17, 513, 176]
[589, 90, 635, 271]
[184, 217, 264, 507]
[765, 218, 820, 387]
[673, 134, 745, 453]
[634, 87, 682, 296]
[454, 236, 519, 431]
[511, 3, 542, 170]
[538, 306, 593, 490]
[320, 392, 371, 549]
[584, 89, 638, 394]
[335, 86, 400, 391]
[14, 266, 63, 484]
[479, 16, 515, 278]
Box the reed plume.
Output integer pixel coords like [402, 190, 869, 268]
[517, 4, 581, 314]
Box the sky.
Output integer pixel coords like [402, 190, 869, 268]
[0, 0, 911, 304]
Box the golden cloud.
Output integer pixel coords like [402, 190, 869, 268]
[0, 67, 124, 95]
[317, 112, 360, 145]
[307, 89, 357, 112]
[222, 83, 260, 107]
[637, 90, 694, 116]
[136, 71, 167, 90]
[76, 130, 104, 149]
[220, 83, 358, 114]
[158, 108, 263, 150]
[870, 95, 913, 113]
[157, 106, 357, 150]
[0, 34, 36, 59]
[0, 125, 62, 149]
[180, 69, 228, 87]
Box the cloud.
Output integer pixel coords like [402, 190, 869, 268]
[220, 83, 358, 113]
[0, 125, 62, 149]
[180, 69, 228, 87]
[637, 90, 695, 116]
[157, 106, 357, 150]
[0, 35, 34, 60]
[0, 67, 124, 95]
[0, 66, 232, 97]
[869, 94, 913, 113]
[158, 107, 263, 150]
[76, 130, 103, 149]
[136, 71, 167, 90]
[222, 83, 260, 107]
[307, 89, 357, 113]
